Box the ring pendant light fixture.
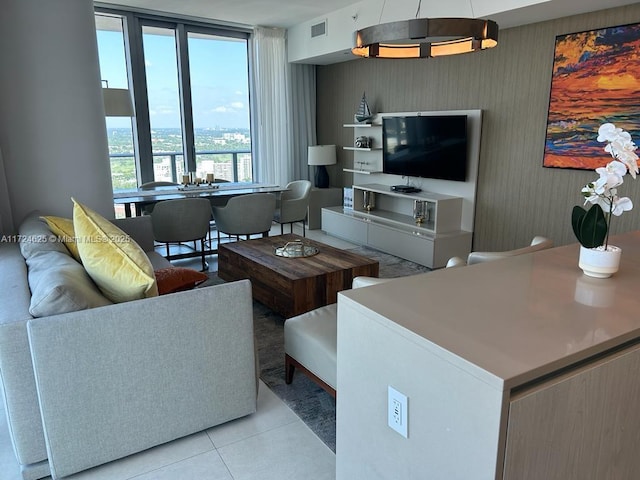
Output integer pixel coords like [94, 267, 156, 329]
[351, 0, 498, 59]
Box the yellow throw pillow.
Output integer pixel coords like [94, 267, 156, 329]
[72, 198, 158, 303]
[41, 216, 81, 262]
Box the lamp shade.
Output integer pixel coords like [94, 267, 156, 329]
[308, 145, 337, 166]
[102, 88, 134, 117]
[352, 18, 498, 59]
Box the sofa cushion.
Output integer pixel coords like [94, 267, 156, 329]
[27, 250, 112, 317]
[40, 216, 81, 262]
[154, 267, 208, 295]
[18, 211, 69, 259]
[72, 198, 158, 303]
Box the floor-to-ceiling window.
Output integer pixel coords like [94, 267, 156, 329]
[95, 9, 252, 197]
[140, 24, 185, 183]
[188, 31, 251, 182]
[95, 13, 137, 191]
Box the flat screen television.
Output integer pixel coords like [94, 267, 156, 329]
[382, 115, 468, 182]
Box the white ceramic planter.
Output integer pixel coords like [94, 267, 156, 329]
[578, 245, 622, 278]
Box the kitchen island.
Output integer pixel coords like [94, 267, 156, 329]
[336, 231, 640, 479]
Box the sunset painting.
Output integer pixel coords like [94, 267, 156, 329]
[543, 23, 640, 169]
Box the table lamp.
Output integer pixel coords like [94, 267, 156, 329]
[102, 80, 134, 117]
[308, 145, 336, 188]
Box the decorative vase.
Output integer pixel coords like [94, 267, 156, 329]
[578, 245, 622, 278]
[413, 200, 428, 225]
[363, 191, 375, 212]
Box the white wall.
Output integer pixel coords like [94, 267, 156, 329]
[0, 0, 114, 229]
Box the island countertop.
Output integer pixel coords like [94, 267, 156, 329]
[339, 231, 640, 391]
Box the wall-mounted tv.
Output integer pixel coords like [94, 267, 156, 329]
[382, 115, 468, 182]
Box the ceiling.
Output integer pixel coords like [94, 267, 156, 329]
[97, 0, 361, 28]
[97, 0, 639, 30]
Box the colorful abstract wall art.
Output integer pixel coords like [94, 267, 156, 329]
[543, 23, 640, 170]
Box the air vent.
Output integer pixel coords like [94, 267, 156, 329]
[311, 20, 327, 38]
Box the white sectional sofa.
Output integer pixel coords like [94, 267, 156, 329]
[0, 213, 257, 479]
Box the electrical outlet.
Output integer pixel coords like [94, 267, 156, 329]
[388, 386, 408, 438]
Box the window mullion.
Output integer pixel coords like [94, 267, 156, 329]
[176, 24, 196, 173]
[126, 13, 155, 184]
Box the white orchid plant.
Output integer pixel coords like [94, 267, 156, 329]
[572, 123, 639, 249]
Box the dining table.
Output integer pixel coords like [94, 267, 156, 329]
[112, 182, 286, 217]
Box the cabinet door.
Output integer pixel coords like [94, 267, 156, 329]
[503, 343, 640, 480]
[321, 208, 367, 244]
[368, 223, 434, 268]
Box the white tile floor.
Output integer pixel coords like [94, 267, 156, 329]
[1, 223, 351, 480]
[0, 382, 335, 480]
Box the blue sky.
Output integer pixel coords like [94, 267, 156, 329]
[97, 29, 250, 130]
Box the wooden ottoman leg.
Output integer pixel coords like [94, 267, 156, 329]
[285, 354, 296, 384]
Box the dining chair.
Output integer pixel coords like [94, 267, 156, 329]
[446, 236, 553, 267]
[273, 180, 312, 236]
[150, 198, 213, 271]
[211, 193, 276, 245]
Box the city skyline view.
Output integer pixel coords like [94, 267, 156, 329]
[95, 12, 253, 190]
[97, 26, 251, 130]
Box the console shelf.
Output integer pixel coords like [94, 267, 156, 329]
[343, 123, 383, 173]
[332, 110, 482, 268]
[322, 183, 472, 268]
[352, 184, 463, 234]
[342, 169, 382, 174]
[342, 146, 381, 152]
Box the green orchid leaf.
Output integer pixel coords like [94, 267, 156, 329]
[571, 205, 587, 241]
[575, 204, 607, 248]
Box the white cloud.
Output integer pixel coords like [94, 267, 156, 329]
[214, 106, 230, 113]
[230, 102, 244, 109]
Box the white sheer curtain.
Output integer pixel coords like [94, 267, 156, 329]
[250, 27, 292, 187]
[250, 27, 316, 186]
[290, 63, 316, 182]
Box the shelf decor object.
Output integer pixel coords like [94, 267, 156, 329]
[363, 191, 375, 212]
[572, 123, 638, 278]
[351, 1, 498, 59]
[274, 240, 319, 258]
[355, 135, 371, 148]
[308, 145, 337, 189]
[413, 200, 428, 225]
[354, 92, 373, 123]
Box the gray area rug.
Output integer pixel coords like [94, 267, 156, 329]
[201, 246, 431, 452]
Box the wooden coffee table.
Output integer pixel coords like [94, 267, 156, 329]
[217, 234, 379, 318]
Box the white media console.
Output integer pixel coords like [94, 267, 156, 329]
[321, 109, 482, 269]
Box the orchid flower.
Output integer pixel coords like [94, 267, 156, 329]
[596, 123, 621, 142]
[611, 195, 633, 216]
[574, 123, 637, 249]
[598, 123, 639, 178]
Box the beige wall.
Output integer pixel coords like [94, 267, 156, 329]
[316, 4, 640, 251]
[0, 0, 114, 230]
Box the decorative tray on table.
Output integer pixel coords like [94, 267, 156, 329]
[274, 240, 319, 258]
